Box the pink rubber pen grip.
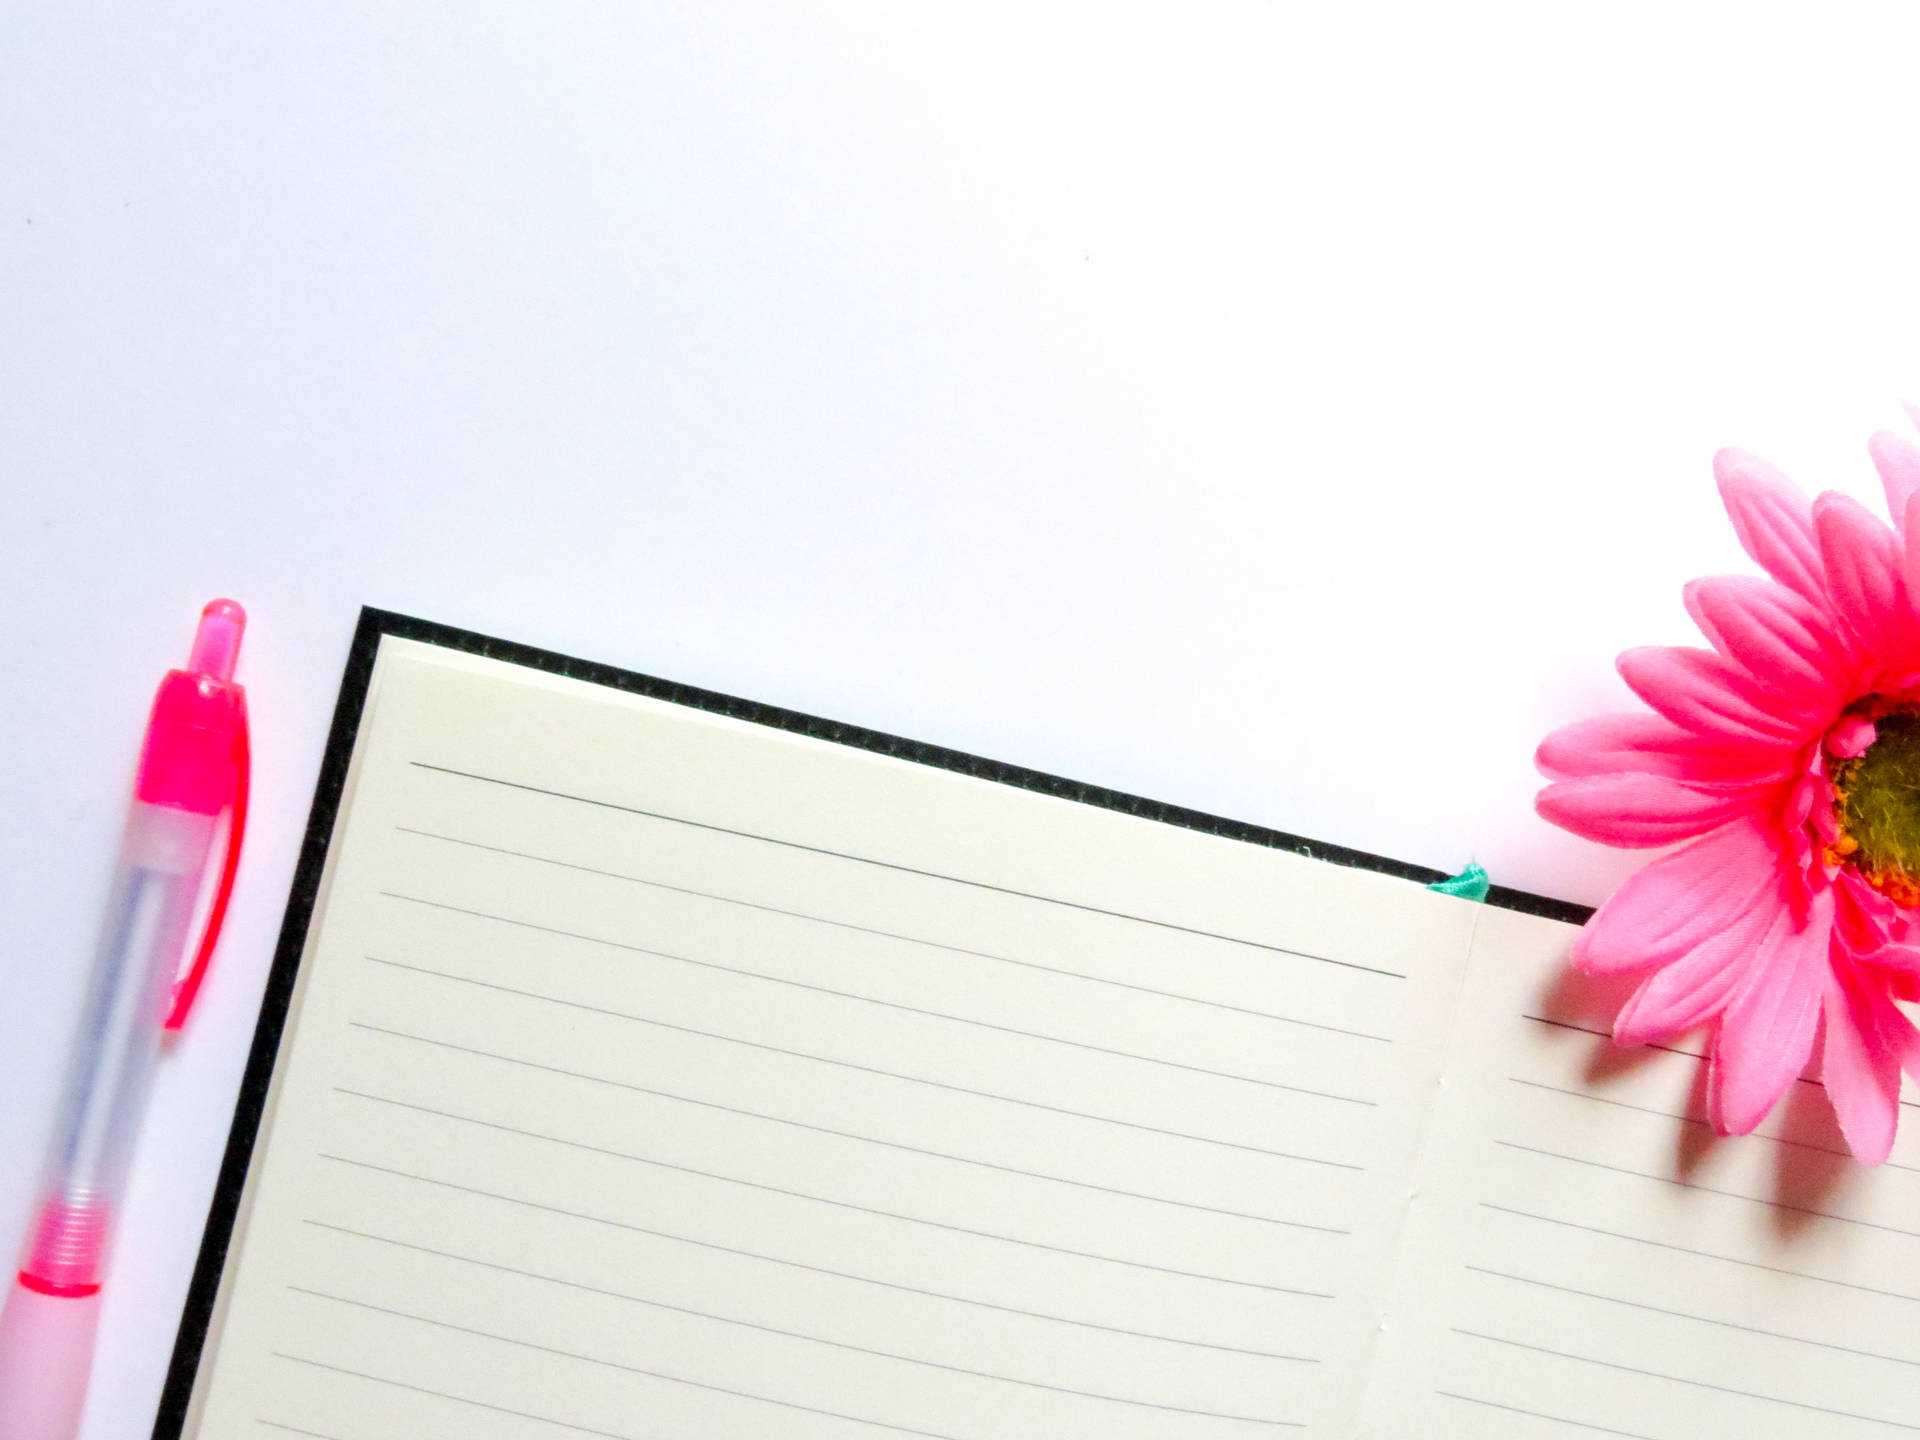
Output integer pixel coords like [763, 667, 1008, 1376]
[0, 1285, 102, 1440]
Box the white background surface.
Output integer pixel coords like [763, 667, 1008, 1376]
[7, 5, 1920, 1435]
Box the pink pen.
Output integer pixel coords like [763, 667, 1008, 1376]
[0, 601, 249, 1440]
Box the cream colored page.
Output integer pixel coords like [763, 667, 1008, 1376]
[1364, 901, 1920, 1439]
[186, 639, 1482, 1440]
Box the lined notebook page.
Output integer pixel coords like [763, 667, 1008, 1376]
[1366, 902, 1920, 1438]
[185, 638, 1485, 1439]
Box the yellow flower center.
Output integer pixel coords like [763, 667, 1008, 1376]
[1832, 709, 1920, 907]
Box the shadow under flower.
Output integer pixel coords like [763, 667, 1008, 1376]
[1529, 961, 1866, 1228]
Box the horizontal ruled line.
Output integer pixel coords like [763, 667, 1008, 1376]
[1524, 1015, 1706, 1060]
[320, 1152, 1332, 1302]
[1481, 1203, 1920, 1305]
[374, 900, 1376, 1106]
[397, 825, 1392, 1042]
[1466, 1266, 1920, 1369]
[291, 1285, 1305, 1428]
[1454, 1329, 1920, 1432]
[352, 978, 1361, 1169]
[1435, 1392, 1660, 1439]
[274, 1347, 957, 1440]
[305, 1211, 1318, 1358]
[256, 1424, 351, 1440]
[1496, 1140, 1920, 1238]
[322, 1106, 1333, 1294]
[345, 1026, 1345, 1231]
[1506, 1078, 1920, 1172]
[410, 761, 1405, 979]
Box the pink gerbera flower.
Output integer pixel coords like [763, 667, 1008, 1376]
[1537, 432, 1920, 1164]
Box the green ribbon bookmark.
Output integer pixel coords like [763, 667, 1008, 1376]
[1427, 862, 1490, 903]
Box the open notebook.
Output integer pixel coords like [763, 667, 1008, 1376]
[155, 611, 1920, 1439]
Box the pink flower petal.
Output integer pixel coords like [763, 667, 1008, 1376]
[1708, 888, 1832, 1136]
[1866, 944, 1920, 976]
[1682, 575, 1845, 700]
[1903, 492, 1920, 605]
[1617, 646, 1818, 742]
[1614, 894, 1781, 1044]
[1826, 713, 1875, 758]
[1714, 448, 1825, 606]
[1834, 874, 1902, 953]
[1573, 817, 1782, 974]
[1871, 429, 1920, 534]
[1537, 775, 1765, 848]
[1821, 959, 1904, 1165]
[1813, 491, 1911, 659]
[1535, 712, 1792, 785]
[1854, 959, 1918, 1118]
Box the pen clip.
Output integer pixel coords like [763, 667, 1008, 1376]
[164, 698, 249, 1032]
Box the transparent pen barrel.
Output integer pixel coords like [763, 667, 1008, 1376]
[21, 804, 214, 1292]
